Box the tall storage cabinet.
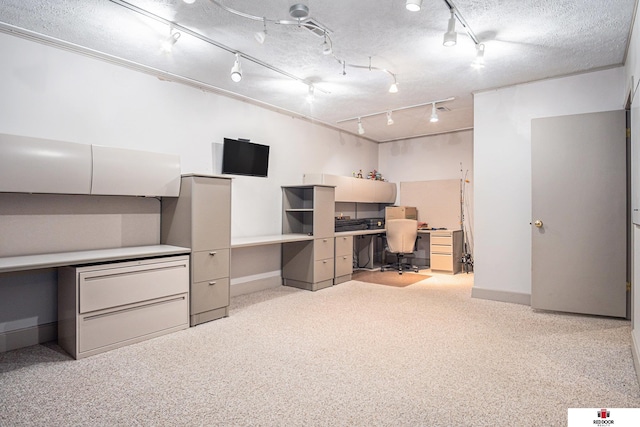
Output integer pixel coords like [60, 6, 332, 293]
[282, 185, 335, 291]
[161, 174, 232, 326]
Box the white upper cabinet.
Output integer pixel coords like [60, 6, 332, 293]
[0, 134, 181, 197]
[91, 146, 181, 197]
[0, 133, 92, 194]
[303, 173, 396, 203]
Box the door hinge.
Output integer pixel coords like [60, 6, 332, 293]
[627, 281, 631, 291]
[627, 128, 631, 138]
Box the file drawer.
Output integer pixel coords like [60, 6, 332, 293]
[190, 277, 230, 315]
[431, 253, 454, 271]
[79, 257, 189, 314]
[314, 258, 335, 282]
[79, 294, 188, 354]
[335, 253, 352, 277]
[431, 235, 453, 246]
[192, 249, 230, 283]
[335, 236, 353, 257]
[314, 238, 334, 260]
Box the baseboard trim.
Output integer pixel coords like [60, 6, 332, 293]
[632, 332, 640, 388]
[231, 276, 282, 297]
[471, 287, 531, 306]
[0, 322, 57, 353]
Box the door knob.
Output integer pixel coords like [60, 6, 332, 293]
[533, 220, 543, 228]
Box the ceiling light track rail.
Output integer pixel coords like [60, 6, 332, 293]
[108, 0, 326, 93]
[442, 0, 480, 46]
[336, 97, 455, 124]
[207, 0, 399, 93]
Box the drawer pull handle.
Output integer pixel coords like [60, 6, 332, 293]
[323, 260, 327, 263]
[209, 251, 217, 256]
[209, 281, 217, 285]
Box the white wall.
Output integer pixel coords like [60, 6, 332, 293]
[379, 130, 473, 185]
[0, 32, 379, 337]
[473, 67, 626, 302]
[0, 32, 379, 238]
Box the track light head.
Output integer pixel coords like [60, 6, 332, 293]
[389, 82, 399, 93]
[471, 43, 485, 69]
[430, 103, 439, 123]
[306, 85, 315, 104]
[255, 19, 267, 44]
[386, 111, 394, 126]
[161, 28, 181, 53]
[322, 33, 332, 55]
[230, 53, 242, 82]
[443, 10, 457, 47]
[357, 118, 365, 135]
[405, 0, 423, 12]
[182, 0, 195, 4]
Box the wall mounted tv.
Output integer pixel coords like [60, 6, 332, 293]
[221, 138, 270, 177]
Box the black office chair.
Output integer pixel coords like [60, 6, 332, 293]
[380, 219, 419, 274]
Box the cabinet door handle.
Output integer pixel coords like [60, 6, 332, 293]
[323, 260, 327, 263]
[323, 239, 327, 242]
[209, 281, 217, 285]
[209, 251, 217, 256]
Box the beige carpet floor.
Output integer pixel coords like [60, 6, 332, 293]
[1, 272, 639, 426]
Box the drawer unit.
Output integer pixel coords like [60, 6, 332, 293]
[334, 235, 353, 284]
[78, 258, 188, 313]
[314, 258, 335, 283]
[78, 295, 188, 354]
[314, 238, 334, 260]
[429, 230, 463, 274]
[58, 255, 190, 359]
[191, 277, 230, 315]
[161, 175, 232, 326]
[192, 249, 230, 283]
[282, 185, 335, 292]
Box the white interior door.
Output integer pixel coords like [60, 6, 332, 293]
[531, 110, 626, 317]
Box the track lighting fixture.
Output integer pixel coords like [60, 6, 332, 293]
[161, 27, 181, 53]
[471, 43, 485, 69]
[306, 85, 315, 104]
[430, 103, 439, 123]
[337, 97, 454, 136]
[182, 0, 195, 4]
[443, 9, 457, 47]
[322, 32, 332, 55]
[405, 0, 423, 12]
[254, 19, 267, 44]
[389, 80, 399, 94]
[230, 53, 242, 82]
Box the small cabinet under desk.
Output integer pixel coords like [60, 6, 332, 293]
[427, 229, 463, 274]
[334, 235, 353, 284]
[58, 255, 190, 359]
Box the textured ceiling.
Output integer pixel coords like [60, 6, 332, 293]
[0, 0, 636, 142]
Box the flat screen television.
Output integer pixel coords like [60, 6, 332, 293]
[221, 138, 270, 177]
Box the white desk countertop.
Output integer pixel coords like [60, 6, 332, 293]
[0, 245, 191, 273]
